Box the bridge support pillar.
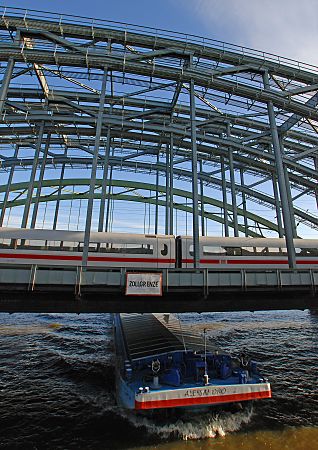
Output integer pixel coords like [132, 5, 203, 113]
[283, 164, 298, 237]
[21, 121, 45, 228]
[82, 68, 108, 266]
[272, 173, 284, 238]
[169, 133, 174, 235]
[98, 115, 112, 232]
[200, 160, 205, 236]
[221, 156, 229, 237]
[263, 71, 296, 268]
[240, 168, 248, 237]
[155, 149, 160, 234]
[227, 125, 239, 237]
[31, 133, 51, 228]
[105, 161, 113, 233]
[189, 76, 200, 268]
[165, 142, 169, 235]
[0, 145, 19, 227]
[53, 148, 67, 230]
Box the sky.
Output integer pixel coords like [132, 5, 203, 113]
[3, 0, 318, 66]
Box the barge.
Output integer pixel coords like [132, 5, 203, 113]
[113, 313, 271, 411]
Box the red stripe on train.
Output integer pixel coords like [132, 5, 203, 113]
[0, 253, 176, 264]
[135, 389, 272, 410]
[182, 259, 318, 264]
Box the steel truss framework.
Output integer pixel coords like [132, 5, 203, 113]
[0, 7, 318, 267]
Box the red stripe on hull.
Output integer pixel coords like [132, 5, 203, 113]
[135, 389, 272, 410]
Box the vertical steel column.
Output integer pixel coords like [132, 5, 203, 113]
[0, 58, 15, 117]
[53, 149, 67, 230]
[283, 166, 297, 237]
[82, 69, 107, 267]
[315, 157, 318, 209]
[263, 71, 296, 268]
[272, 173, 284, 237]
[30, 133, 51, 228]
[240, 168, 248, 236]
[221, 156, 229, 237]
[279, 136, 297, 237]
[155, 151, 160, 234]
[169, 133, 174, 234]
[105, 164, 113, 233]
[165, 142, 169, 235]
[200, 160, 205, 236]
[98, 118, 111, 232]
[0, 31, 19, 117]
[0, 145, 19, 226]
[21, 122, 45, 228]
[189, 77, 200, 268]
[228, 149, 239, 236]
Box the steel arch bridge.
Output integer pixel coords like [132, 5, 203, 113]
[0, 7, 318, 268]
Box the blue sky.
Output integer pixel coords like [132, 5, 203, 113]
[4, 0, 318, 66]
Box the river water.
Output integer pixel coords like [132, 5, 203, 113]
[0, 309, 317, 449]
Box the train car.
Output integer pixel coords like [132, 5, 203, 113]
[179, 236, 318, 269]
[1, 228, 317, 269]
[0, 228, 176, 268]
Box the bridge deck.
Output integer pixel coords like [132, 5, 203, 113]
[0, 264, 317, 313]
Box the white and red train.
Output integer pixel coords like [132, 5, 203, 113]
[0, 227, 317, 268]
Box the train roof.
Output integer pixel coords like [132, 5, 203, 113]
[0, 228, 317, 247]
[178, 235, 318, 247]
[0, 227, 174, 241]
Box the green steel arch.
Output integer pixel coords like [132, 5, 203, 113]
[0, 178, 284, 237]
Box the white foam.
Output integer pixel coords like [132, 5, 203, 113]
[118, 405, 254, 440]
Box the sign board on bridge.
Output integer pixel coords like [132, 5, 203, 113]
[125, 273, 162, 296]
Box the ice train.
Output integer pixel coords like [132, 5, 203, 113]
[0, 227, 317, 268]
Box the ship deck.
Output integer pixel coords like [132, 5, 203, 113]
[119, 313, 217, 361]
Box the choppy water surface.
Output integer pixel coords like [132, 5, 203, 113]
[0, 310, 317, 449]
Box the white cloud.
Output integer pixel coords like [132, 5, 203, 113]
[183, 0, 318, 66]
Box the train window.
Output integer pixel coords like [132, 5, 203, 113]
[161, 244, 168, 256]
[111, 243, 125, 252]
[203, 246, 226, 256]
[77, 242, 98, 252]
[295, 247, 318, 256]
[46, 240, 62, 250]
[242, 247, 270, 255]
[267, 247, 281, 255]
[18, 239, 27, 248]
[241, 247, 254, 255]
[225, 247, 242, 256]
[126, 244, 153, 255]
[99, 243, 110, 252]
[61, 241, 78, 251]
[0, 238, 11, 248]
[19, 239, 39, 250]
[28, 240, 45, 248]
[99, 243, 122, 253]
[267, 247, 287, 255]
[99, 243, 153, 254]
